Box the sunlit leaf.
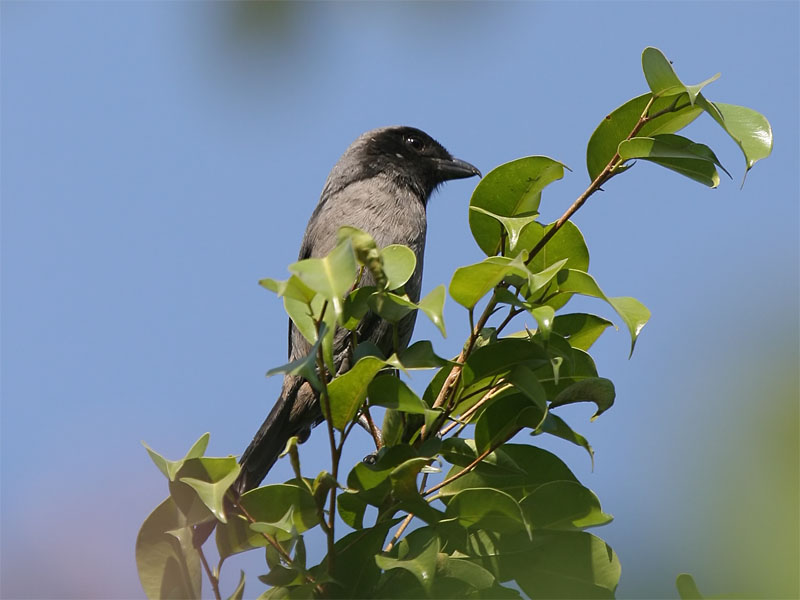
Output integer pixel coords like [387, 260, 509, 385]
[289, 239, 358, 320]
[534, 412, 595, 467]
[641, 46, 719, 104]
[520, 481, 613, 530]
[177, 457, 240, 522]
[695, 95, 773, 182]
[444, 488, 528, 535]
[550, 377, 615, 421]
[381, 244, 417, 291]
[469, 156, 566, 256]
[375, 528, 440, 593]
[136, 498, 201, 600]
[142, 432, 209, 482]
[368, 374, 428, 414]
[327, 355, 387, 430]
[587, 92, 703, 181]
[552, 313, 614, 351]
[417, 285, 446, 337]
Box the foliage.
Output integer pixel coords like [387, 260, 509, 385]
[137, 47, 772, 599]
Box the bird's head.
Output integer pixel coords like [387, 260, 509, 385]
[326, 126, 481, 202]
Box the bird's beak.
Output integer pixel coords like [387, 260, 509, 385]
[435, 156, 482, 181]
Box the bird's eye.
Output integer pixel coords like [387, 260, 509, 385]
[404, 135, 425, 151]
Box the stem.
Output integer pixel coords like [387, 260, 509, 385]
[525, 95, 656, 265]
[423, 427, 520, 497]
[383, 512, 414, 553]
[197, 545, 221, 600]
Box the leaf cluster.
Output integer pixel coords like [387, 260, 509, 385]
[136, 47, 771, 599]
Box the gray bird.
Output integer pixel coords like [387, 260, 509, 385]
[233, 126, 480, 495]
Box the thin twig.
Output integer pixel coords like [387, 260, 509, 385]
[383, 512, 414, 553]
[197, 544, 221, 600]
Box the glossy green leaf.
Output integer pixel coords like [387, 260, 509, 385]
[449, 255, 527, 309]
[510, 531, 620, 598]
[439, 441, 578, 500]
[381, 244, 417, 291]
[368, 291, 417, 323]
[524, 222, 590, 311]
[259, 274, 317, 304]
[475, 393, 546, 453]
[375, 528, 440, 593]
[392, 340, 453, 370]
[347, 445, 418, 506]
[618, 134, 729, 187]
[555, 269, 650, 356]
[469, 156, 567, 256]
[534, 413, 595, 467]
[587, 92, 703, 181]
[641, 46, 719, 103]
[445, 488, 528, 535]
[553, 313, 614, 351]
[695, 95, 773, 181]
[461, 338, 549, 388]
[676, 573, 704, 599]
[341, 286, 374, 331]
[289, 239, 357, 319]
[368, 374, 428, 414]
[176, 457, 240, 523]
[136, 498, 202, 600]
[417, 284, 446, 337]
[470, 206, 540, 257]
[337, 491, 369, 529]
[142, 432, 209, 482]
[550, 377, 616, 420]
[215, 484, 319, 559]
[327, 520, 402, 597]
[327, 355, 387, 430]
[437, 556, 496, 591]
[529, 305, 555, 340]
[390, 457, 443, 524]
[520, 481, 613, 530]
[226, 570, 246, 600]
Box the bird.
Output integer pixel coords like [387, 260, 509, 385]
[233, 126, 480, 496]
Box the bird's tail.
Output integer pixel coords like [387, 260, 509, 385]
[232, 392, 294, 496]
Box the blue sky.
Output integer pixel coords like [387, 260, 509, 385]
[2, 2, 798, 598]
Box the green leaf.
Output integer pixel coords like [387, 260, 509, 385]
[437, 556, 496, 591]
[676, 573, 704, 599]
[695, 95, 773, 182]
[417, 284, 447, 337]
[327, 355, 387, 430]
[587, 92, 703, 181]
[176, 457, 240, 523]
[474, 393, 546, 453]
[327, 520, 402, 597]
[550, 377, 616, 421]
[641, 46, 719, 104]
[390, 457, 443, 524]
[461, 338, 549, 388]
[289, 239, 357, 320]
[376, 528, 440, 593]
[381, 244, 417, 291]
[259, 274, 317, 304]
[534, 413, 595, 468]
[618, 134, 729, 187]
[142, 432, 209, 482]
[136, 497, 202, 600]
[555, 270, 650, 356]
[469, 156, 566, 256]
[368, 374, 428, 414]
[444, 488, 528, 535]
[347, 445, 418, 506]
[337, 226, 387, 291]
[439, 441, 578, 500]
[520, 481, 613, 530]
[470, 206, 540, 257]
[341, 286, 374, 331]
[337, 491, 368, 529]
[553, 313, 614, 351]
[369, 291, 417, 323]
[509, 531, 620, 598]
[450, 255, 528, 310]
[529, 305, 555, 340]
[215, 484, 319, 559]
[392, 340, 453, 370]
[226, 570, 246, 600]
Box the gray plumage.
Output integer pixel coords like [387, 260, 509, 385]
[233, 126, 479, 495]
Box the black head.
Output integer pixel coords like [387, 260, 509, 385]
[324, 126, 481, 202]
